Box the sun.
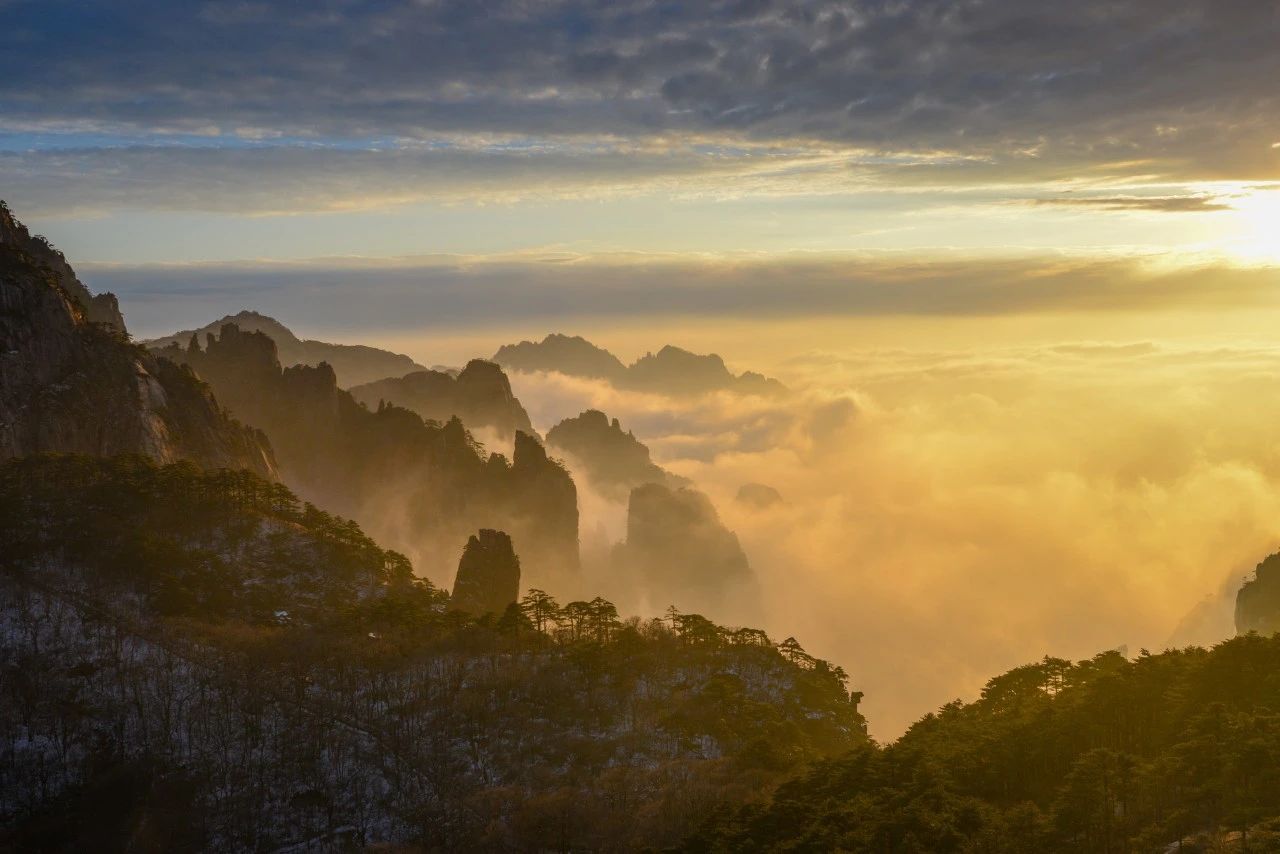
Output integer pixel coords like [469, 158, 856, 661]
[1225, 188, 1280, 263]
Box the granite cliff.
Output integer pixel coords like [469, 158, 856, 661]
[0, 202, 274, 475]
[451, 529, 522, 616]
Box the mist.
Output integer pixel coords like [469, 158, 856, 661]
[479, 331, 1280, 739]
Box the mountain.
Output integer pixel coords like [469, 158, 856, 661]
[0, 200, 125, 332]
[615, 483, 756, 614]
[152, 323, 579, 589]
[450, 528, 522, 615]
[493, 333, 786, 396]
[0, 453, 865, 851]
[628, 344, 786, 396]
[0, 201, 273, 476]
[494, 332, 627, 381]
[1236, 551, 1280, 635]
[349, 359, 535, 439]
[144, 310, 424, 388]
[546, 409, 684, 500]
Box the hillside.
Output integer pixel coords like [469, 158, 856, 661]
[685, 639, 1280, 852]
[0, 454, 867, 851]
[0, 202, 274, 476]
[144, 310, 425, 388]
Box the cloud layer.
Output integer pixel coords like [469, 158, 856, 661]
[503, 339, 1280, 738]
[3, 0, 1278, 217]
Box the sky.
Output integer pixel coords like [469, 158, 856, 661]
[5, 0, 1280, 737]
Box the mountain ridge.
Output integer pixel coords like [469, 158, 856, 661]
[144, 310, 425, 388]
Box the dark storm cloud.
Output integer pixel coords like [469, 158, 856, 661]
[2, 0, 1278, 182]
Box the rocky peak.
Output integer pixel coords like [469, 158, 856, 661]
[1236, 552, 1280, 636]
[0, 200, 125, 332]
[349, 358, 534, 439]
[493, 333, 628, 381]
[618, 483, 754, 613]
[0, 203, 274, 475]
[546, 408, 677, 499]
[451, 529, 522, 616]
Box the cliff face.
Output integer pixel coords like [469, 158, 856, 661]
[0, 203, 274, 475]
[156, 325, 580, 589]
[349, 359, 535, 439]
[547, 409, 680, 500]
[144, 309, 424, 388]
[0, 202, 125, 332]
[616, 483, 754, 613]
[1236, 552, 1280, 636]
[451, 529, 521, 615]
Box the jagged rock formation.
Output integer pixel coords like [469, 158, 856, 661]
[1236, 552, 1280, 636]
[0, 201, 125, 332]
[155, 324, 579, 587]
[349, 359, 535, 439]
[736, 482, 784, 509]
[0, 202, 274, 475]
[547, 409, 683, 500]
[144, 310, 424, 387]
[451, 529, 521, 615]
[616, 483, 754, 612]
[493, 333, 786, 396]
[494, 333, 627, 381]
[628, 345, 786, 396]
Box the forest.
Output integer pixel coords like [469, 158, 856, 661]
[0, 454, 864, 851]
[685, 638, 1280, 852]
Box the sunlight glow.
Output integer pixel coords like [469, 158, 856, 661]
[1227, 189, 1280, 263]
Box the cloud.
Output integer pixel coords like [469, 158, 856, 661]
[1032, 195, 1233, 213]
[502, 340, 1280, 738]
[83, 253, 1280, 340]
[1, 0, 1277, 189]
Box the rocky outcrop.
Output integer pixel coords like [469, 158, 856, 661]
[0, 201, 125, 332]
[493, 333, 786, 396]
[157, 325, 580, 588]
[349, 359, 535, 439]
[451, 529, 522, 615]
[0, 202, 274, 475]
[144, 310, 424, 387]
[547, 409, 680, 500]
[494, 333, 627, 381]
[1236, 552, 1280, 636]
[736, 482, 784, 509]
[616, 483, 753, 612]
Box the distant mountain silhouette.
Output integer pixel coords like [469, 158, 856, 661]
[153, 323, 579, 588]
[547, 409, 685, 500]
[736, 482, 784, 509]
[0, 201, 274, 475]
[145, 310, 424, 388]
[494, 333, 627, 381]
[349, 359, 535, 440]
[493, 333, 786, 396]
[614, 483, 756, 614]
